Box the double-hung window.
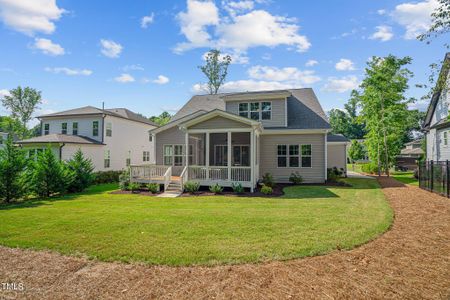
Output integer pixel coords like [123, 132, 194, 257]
[44, 123, 50, 135]
[61, 123, 67, 134]
[277, 144, 312, 168]
[93, 121, 99, 137]
[261, 102, 272, 120]
[174, 145, 183, 166]
[106, 122, 112, 137]
[277, 145, 287, 167]
[239, 103, 249, 118]
[104, 150, 110, 168]
[164, 145, 173, 165]
[289, 145, 299, 167]
[143, 151, 150, 162]
[72, 122, 78, 135]
[239, 102, 272, 121]
[444, 132, 448, 147]
[250, 102, 260, 120]
[301, 145, 312, 168]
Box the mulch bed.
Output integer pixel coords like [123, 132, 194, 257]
[109, 190, 162, 196]
[1, 177, 449, 299]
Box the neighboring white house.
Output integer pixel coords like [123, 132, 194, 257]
[17, 106, 158, 171]
[423, 53, 450, 161]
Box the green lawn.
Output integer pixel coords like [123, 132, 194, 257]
[0, 179, 392, 266]
[347, 163, 364, 173]
[391, 171, 419, 186]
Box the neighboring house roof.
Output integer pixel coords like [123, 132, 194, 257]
[327, 133, 350, 142]
[423, 52, 450, 130]
[17, 134, 103, 145]
[400, 147, 424, 156]
[39, 106, 158, 126]
[405, 139, 423, 146]
[170, 88, 330, 130]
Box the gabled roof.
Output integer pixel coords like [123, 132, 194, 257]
[17, 134, 103, 145]
[39, 106, 158, 126]
[327, 133, 350, 142]
[423, 52, 450, 130]
[170, 88, 330, 130]
[179, 109, 262, 130]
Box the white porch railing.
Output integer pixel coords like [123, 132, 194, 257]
[163, 166, 172, 191]
[188, 166, 251, 182]
[180, 166, 188, 191]
[130, 164, 169, 182]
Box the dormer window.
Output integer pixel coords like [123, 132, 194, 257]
[238, 101, 272, 121]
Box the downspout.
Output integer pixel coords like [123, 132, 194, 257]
[101, 101, 105, 144]
[59, 143, 65, 160]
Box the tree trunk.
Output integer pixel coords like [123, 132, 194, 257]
[380, 95, 390, 177]
[377, 141, 381, 177]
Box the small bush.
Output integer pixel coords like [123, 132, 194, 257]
[261, 172, 275, 188]
[289, 172, 303, 185]
[209, 183, 223, 194]
[119, 170, 130, 191]
[129, 182, 141, 193]
[260, 184, 273, 195]
[327, 167, 343, 182]
[231, 182, 244, 194]
[93, 170, 121, 184]
[184, 181, 200, 194]
[147, 183, 159, 194]
[361, 162, 379, 174]
[413, 168, 419, 179]
[66, 149, 95, 193]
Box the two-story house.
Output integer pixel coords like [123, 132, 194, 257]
[17, 106, 158, 171]
[423, 53, 450, 161]
[130, 88, 349, 192]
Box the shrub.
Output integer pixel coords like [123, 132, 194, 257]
[327, 167, 344, 182]
[361, 162, 379, 174]
[184, 181, 200, 194]
[0, 136, 28, 203]
[66, 149, 95, 193]
[147, 183, 159, 194]
[29, 148, 70, 198]
[413, 168, 419, 179]
[129, 182, 141, 193]
[289, 172, 303, 185]
[93, 170, 121, 184]
[209, 183, 223, 194]
[261, 172, 275, 188]
[119, 170, 130, 191]
[231, 182, 244, 194]
[260, 184, 273, 195]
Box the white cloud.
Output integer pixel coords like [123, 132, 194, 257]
[222, 0, 254, 15]
[370, 25, 394, 41]
[0, 89, 10, 98]
[114, 73, 135, 83]
[391, 0, 439, 39]
[122, 64, 144, 71]
[44, 67, 92, 76]
[33, 38, 64, 56]
[100, 39, 122, 58]
[174, 1, 311, 54]
[335, 59, 356, 71]
[141, 12, 154, 28]
[377, 9, 386, 15]
[202, 50, 249, 64]
[193, 80, 294, 93]
[323, 76, 359, 93]
[305, 59, 318, 67]
[0, 0, 65, 35]
[153, 75, 169, 84]
[248, 65, 321, 84]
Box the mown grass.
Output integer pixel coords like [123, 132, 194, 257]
[391, 171, 419, 186]
[0, 179, 392, 266]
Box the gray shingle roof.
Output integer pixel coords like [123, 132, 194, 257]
[171, 88, 330, 130]
[327, 133, 350, 142]
[17, 134, 103, 145]
[39, 106, 158, 126]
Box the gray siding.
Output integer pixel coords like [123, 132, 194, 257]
[189, 116, 250, 130]
[226, 99, 286, 127]
[259, 133, 326, 183]
[327, 143, 347, 173]
[155, 126, 185, 175]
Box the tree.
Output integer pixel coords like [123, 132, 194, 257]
[149, 111, 172, 126]
[348, 140, 365, 167]
[402, 110, 426, 144]
[1, 86, 42, 138]
[0, 136, 27, 202]
[0, 115, 27, 137]
[329, 91, 366, 139]
[359, 55, 413, 176]
[66, 149, 95, 193]
[29, 148, 69, 197]
[417, 0, 450, 44]
[199, 49, 232, 94]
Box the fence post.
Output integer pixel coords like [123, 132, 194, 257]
[447, 160, 449, 198]
[430, 160, 434, 192]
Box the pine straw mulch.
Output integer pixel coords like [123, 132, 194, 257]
[1, 177, 449, 299]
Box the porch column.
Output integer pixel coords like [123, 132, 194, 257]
[206, 132, 210, 180]
[185, 132, 189, 178]
[250, 130, 255, 192]
[227, 131, 232, 181]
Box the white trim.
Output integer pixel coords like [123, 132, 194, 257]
[206, 132, 210, 180]
[262, 129, 329, 135]
[284, 97, 288, 127]
[227, 131, 232, 180]
[187, 128, 256, 134]
[163, 144, 184, 166]
[150, 110, 207, 134]
[179, 109, 260, 130]
[327, 141, 348, 145]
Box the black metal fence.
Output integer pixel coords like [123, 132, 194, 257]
[419, 161, 450, 197]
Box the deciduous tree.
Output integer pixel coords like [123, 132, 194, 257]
[199, 49, 232, 94]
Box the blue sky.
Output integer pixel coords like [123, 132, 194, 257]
[0, 0, 446, 125]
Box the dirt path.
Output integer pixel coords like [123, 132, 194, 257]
[1, 177, 449, 299]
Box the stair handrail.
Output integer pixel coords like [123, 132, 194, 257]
[180, 166, 188, 192]
[163, 166, 172, 191]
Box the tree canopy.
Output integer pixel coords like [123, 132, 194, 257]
[328, 91, 365, 139]
[199, 49, 232, 94]
[149, 111, 172, 126]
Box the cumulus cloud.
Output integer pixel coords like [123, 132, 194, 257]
[114, 73, 135, 83]
[335, 59, 356, 71]
[33, 38, 64, 56]
[305, 59, 318, 67]
[248, 65, 321, 84]
[323, 76, 359, 93]
[0, 0, 65, 35]
[377, 9, 386, 15]
[391, 0, 439, 39]
[141, 12, 154, 28]
[100, 39, 123, 58]
[202, 50, 249, 64]
[174, 0, 310, 54]
[44, 67, 92, 76]
[370, 25, 394, 41]
[0, 88, 10, 98]
[153, 75, 169, 84]
[193, 80, 294, 93]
